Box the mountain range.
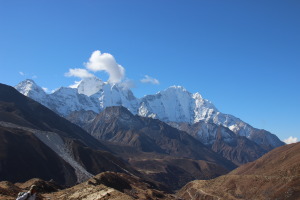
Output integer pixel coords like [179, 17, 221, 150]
[0, 83, 237, 191]
[0, 79, 295, 199]
[1, 130, 298, 199]
[69, 106, 237, 190]
[15, 78, 284, 165]
[0, 83, 139, 186]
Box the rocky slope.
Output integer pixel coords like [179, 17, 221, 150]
[15, 78, 284, 151]
[68, 106, 237, 190]
[83, 106, 234, 164]
[169, 121, 268, 165]
[0, 83, 138, 186]
[67, 108, 268, 166]
[177, 142, 300, 200]
[0, 172, 179, 200]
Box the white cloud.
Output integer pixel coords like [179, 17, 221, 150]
[85, 50, 125, 84]
[284, 136, 298, 144]
[65, 68, 94, 79]
[19, 71, 25, 76]
[19, 72, 37, 79]
[140, 75, 160, 85]
[69, 81, 81, 88]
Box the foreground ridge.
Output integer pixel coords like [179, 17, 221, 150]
[177, 142, 300, 200]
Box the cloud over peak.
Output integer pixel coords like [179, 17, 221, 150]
[140, 75, 160, 85]
[85, 50, 125, 84]
[65, 68, 94, 79]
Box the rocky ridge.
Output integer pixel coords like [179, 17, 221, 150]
[0, 83, 139, 186]
[177, 142, 300, 200]
[15, 78, 284, 151]
[74, 106, 237, 190]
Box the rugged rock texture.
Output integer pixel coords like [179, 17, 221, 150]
[82, 107, 235, 165]
[0, 83, 138, 186]
[0, 178, 62, 200]
[0, 126, 77, 186]
[0, 173, 179, 200]
[169, 121, 268, 165]
[177, 142, 300, 200]
[16, 78, 284, 151]
[211, 128, 268, 166]
[66, 109, 98, 129]
[77, 106, 236, 190]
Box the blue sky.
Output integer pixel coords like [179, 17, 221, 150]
[0, 0, 299, 142]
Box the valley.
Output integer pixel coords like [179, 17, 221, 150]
[0, 81, 296, 199]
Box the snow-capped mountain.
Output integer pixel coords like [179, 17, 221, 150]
[15, 79, 49, 104]
[138, 86, 283, 148]
[15, 78, 284, 149]
[15, 77, 138, 116]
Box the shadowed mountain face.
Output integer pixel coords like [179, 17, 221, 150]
[82, 107, 235, 164]
[177, 142, 300, 200]
[211, 127, 268, 165]
[0, 84, 138, 186]
[168, 121, 270, 165]
[67, 109, 273, 167]
[0, 126, 77, 186]
[68, 106, 237, 190]
[0, 83, 107, 150]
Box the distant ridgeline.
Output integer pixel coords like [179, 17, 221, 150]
[16, 78, 284, 155]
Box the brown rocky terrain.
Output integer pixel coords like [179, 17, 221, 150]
[0, 83, 140, 186]
[0, 178, 62, 200]
[0, 125, 77, 186]
[211, 128, 268, 166]
[109, 144, 233, 191]
[169, 121, 273, 166]
[0, 172, 179, 200]
[0, 83, 237, 193]
[177, 142, 300, 200]
[68, 106, 237, 190]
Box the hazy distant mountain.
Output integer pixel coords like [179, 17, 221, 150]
[168, 121, 270, 165]
[0, 83, 138, 186]
[177, 142, 300, 200]
[15, 78, 284, 157]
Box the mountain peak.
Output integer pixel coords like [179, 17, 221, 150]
[77, 76, 105, 97]
[102, 106, 134, 119]
[164, 85, 188, 93]
[15, 79, 46, 97]
[14, 79, 284, 150]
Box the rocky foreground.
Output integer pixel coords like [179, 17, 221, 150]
[2, 144, 299, 200]
[0, 172, 179, 200]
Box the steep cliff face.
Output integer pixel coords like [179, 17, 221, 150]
[0, 83, 138, 186]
